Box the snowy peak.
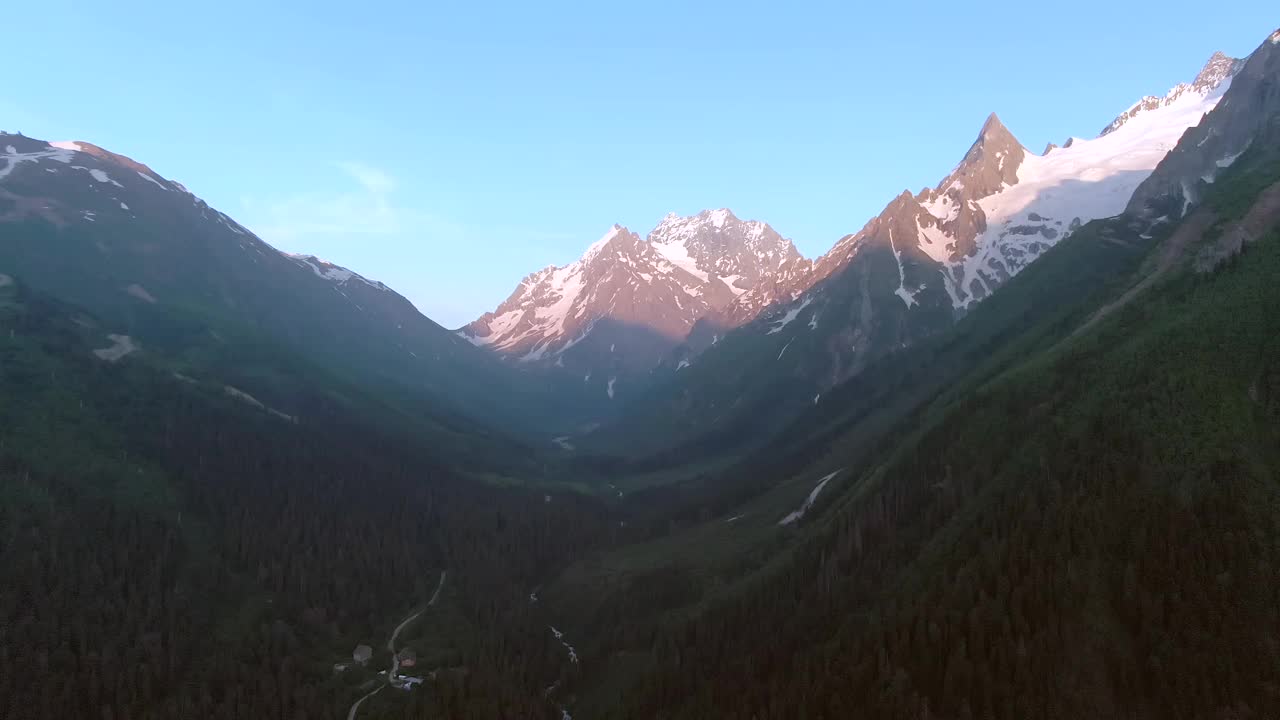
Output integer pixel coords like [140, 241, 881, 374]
[1127, 28, 1280, 217]
[1192, 51, 1245, 93]
[647, 208, 803, 295]
[1100, 50, 1243, 136]
[798, 47, 1243, 314]
[582, 224, 641, 264]
[462, 210, 810, 380]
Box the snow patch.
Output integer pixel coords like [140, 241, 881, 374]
[87, 168, 123, 187]
[125, 284, 157, 304]
[676, 359, 690, 370]
[720, 274, 747, 296]
[779, 470, 842, 525]
[0, 144, 76, 181]
[288, 254, 389, 293]
[519, 342, 552, 363]
[1216, 151, 1243, 168]
[777, 339, 793, 361]
[652, 236, 710, 282]
[92, 334, 136, 362]
[889, 228, 919, 308]
[607, 377, 616, 399]
[224, 386, 296, 422]
[135, 171, 169, 190]
[766, 296, 813, 335]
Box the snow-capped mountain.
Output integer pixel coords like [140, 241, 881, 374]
[460, 209, 805, 396]
[658, 48, 1245, 380]
[1098, 52, 1244, 136]
[587, 48, 1248, 457]
[1127, 36, 1280, 219]
[826, 49, 1242, 313]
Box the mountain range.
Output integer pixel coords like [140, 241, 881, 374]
[567, 47, 1248, 458]
[4, 22, 1280, 720]
[459, 209, 808, 399]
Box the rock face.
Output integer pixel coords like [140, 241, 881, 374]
[1126, 33, 1280, 218]
[460, 209, 806, 397]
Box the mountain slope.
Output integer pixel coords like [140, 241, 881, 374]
[0, 133, 574, 444]
[460, 209, 806, 401]
[0, 276, 614, 720]
[542, 30, 1280, 717]
[582, 48, 1244, 461]
[618, 214, 1280, 719]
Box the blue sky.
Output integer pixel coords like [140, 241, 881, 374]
[5, 2, 1275, 327]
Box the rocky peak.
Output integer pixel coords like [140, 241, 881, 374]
[934, 113, 1026, 202]
[647, 208, 804, 295]
[1192, 51, 1245, 93]
[581, 224, 642, 264]
[1127, 28, 1280, 217]
[1100, 50, 1244, 136]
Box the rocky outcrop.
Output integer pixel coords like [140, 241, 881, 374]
[1126, 36, 1279, 218]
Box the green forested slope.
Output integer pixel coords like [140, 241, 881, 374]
[0, 280, 612, 719]
[602, 155, 1280, 719]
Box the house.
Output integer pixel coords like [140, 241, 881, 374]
[353, 644, 373, 666]
[398, 676, 424, 691]
[397, 647, 417, 668]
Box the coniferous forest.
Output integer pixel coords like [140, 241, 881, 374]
[4, 20, 1280, 720]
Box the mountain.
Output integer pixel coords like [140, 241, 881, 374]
[6, 20, 1280, 720]
[0, 133, 572, 447]
[1126, 35, 1280, 218]
[1097, 51, 1244, 136]
[582, 48, 1244, 460]
[0, 274, 612, 720]
[544, 29, 1280, 719]
[607, 138, 1280, 720]
[460, 209, 806, 400]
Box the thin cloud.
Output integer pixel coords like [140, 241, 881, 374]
[336, 161, 396, 194]
[241, 162, 575, 253]
[242, 161, 408, 243]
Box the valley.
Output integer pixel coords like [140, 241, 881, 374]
[2, 16, 1280, 720]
